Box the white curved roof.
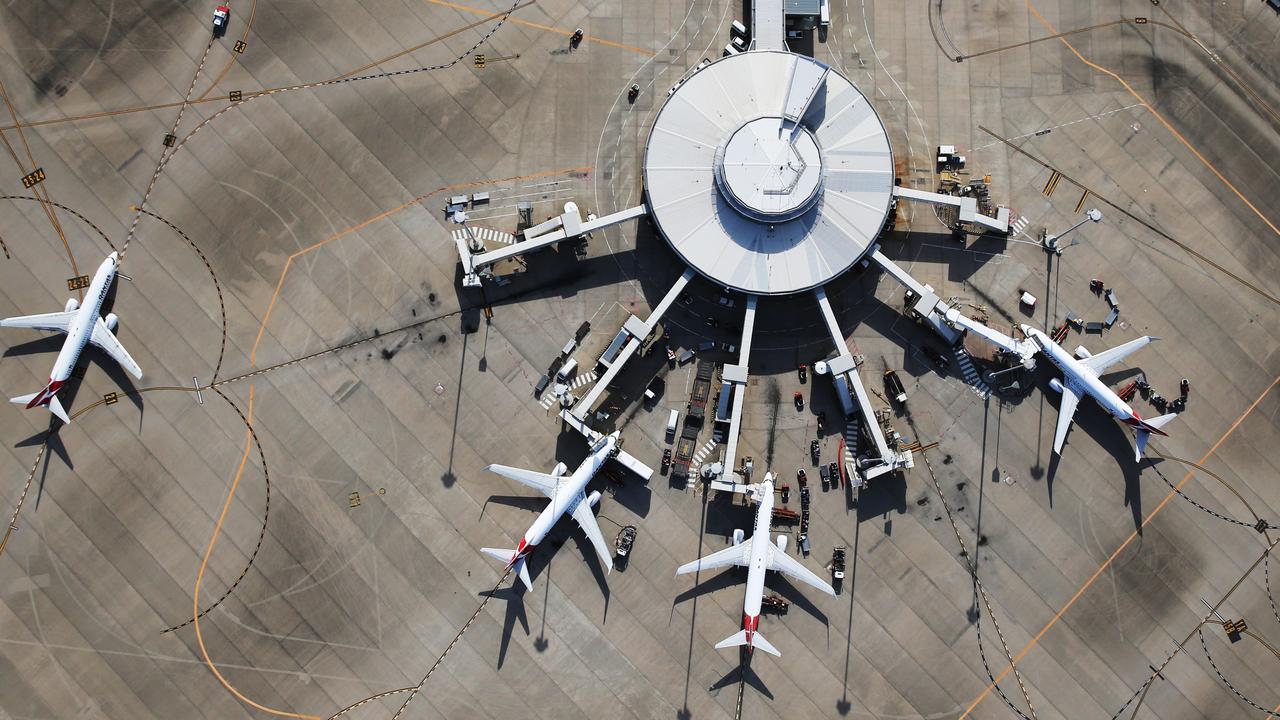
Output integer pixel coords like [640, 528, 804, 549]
[643, 51, 895, 295]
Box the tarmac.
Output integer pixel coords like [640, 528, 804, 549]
[0, 1, 1277, 719]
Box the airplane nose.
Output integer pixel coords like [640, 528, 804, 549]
[108, 251, 119, 261]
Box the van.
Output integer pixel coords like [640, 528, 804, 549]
[731, 20, 747, 38]
[556, 357, 578, 381]
[666, 410, 680, 439]
[677, 349, 696, 365]
[698, 340, 716, 351]
[561, 338, 577, 356]
[723, 43, 740, 56]
[534, 374, 551, 397]
[819, 0, 830, 26]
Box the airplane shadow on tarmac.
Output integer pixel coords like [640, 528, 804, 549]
[707, 652, 773, 701]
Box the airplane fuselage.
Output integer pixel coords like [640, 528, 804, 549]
[510, 434, 615, 564]
[741, 479, 775, 645]
[51, 253, 117, 386]
[1028, 327, 1137, 422]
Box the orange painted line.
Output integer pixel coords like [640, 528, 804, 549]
[1023, 0, 1279, 237]
[959, 375, 1279, 718]
[249, 165, 591, 364]
[422, 0, 656, 56]
[192, 388, 323, 720]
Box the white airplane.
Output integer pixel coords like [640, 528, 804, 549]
[480, 431, 620, 591]
[676, 475, 834, 657]
[1018, 325, 1176, 461]
[1, 252, 142, 423]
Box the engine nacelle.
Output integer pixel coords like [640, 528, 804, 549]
[1074, 345, 1092, 360]
[732, 528, 745, 545]
[1048, 378, 1064, 394]
[775, 535, 788, 553]
[551, 462, 568, 478]
[65, 297, 80, 313]
[586, 490, 601, 508]
[104, 313, 119, 332]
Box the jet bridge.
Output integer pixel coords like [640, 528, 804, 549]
[457, 202, 647, 287]
[892, 185, 1012, 234]
[814, 287, 913, 482]
[568, 269, 694, 421]
[718, 295, 758, 482]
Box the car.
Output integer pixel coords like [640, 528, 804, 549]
[798, 364, 807, 383]
[719, 342, 737, 353]
[796, 468, 807, 486]
[793, 391, 804, 411]
[661, 449, 672, 474]
[829, 462, 840, 488]
[921, 346, 950, 370]
[799, 534, 811, 556]
[718, 295, 736, 308]
[698, 340, 716, 351]
[884, 369, 907, 403]
[678, 292, 693, 306]
[212, 5, 230, 37]
[705, 316, 720, 328]
[810, 439, 820, 464]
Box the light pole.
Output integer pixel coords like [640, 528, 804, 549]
[1043, 207, 1102, 255]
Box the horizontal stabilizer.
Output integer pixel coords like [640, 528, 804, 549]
[1133, 413, 1177, 462]
[714, 629, 781, 657]
[480, 547, 533, 591]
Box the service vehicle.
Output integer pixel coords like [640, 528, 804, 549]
[828, 462, 840, 488]
[796, 468, 807, 486]
[793, 391, 804, 411]
[661, 448, 672, 474]
[832, 546, 846, 594]
[761, 593, 789, 615]
[798, 364, 807, 383]
[884, 369, 907, 403]
[921, 346, 950, 370]
[810, 439, 820, 464]
[615, 525, 637, 567]
[212, 5, 230, 37]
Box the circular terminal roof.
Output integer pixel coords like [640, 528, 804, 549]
[643, 51, 895, 295]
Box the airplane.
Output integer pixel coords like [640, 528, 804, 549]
[1, 252, 142, 423]
[480, 430, 621, 592]
[1018, 325, 1176, 461]
[676, 475, 834, 657]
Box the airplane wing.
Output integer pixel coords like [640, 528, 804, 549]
[0, 310, 76, 334]
[1052, 380, 1083, 454]
[89, 318, 143, 379]
[1079, 336, 1156, 376]
[569, 494, 613, 572]
[675, 540, 751, 576]
[485, 464, 560, 498]
[766, 544, 836, 596]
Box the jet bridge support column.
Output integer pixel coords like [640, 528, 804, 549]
[719, 295, 757, 482]
[569, 269, 693, 421]
[814, 286, 912, 481]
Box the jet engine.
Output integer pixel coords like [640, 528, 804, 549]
[1048, 378, 1064, 394]
[586, 490, 601, 507]
[65, 297, 80, 312]
[775, 535, 788, 553]
[732, 528, 744, 545]
[1074, 346, 1092, 360]
[105, 313, 119, 332]
[551, 462, 568, 478]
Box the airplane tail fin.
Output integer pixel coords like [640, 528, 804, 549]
[714, 629, 781, 657]
[11, 382, 69, 423]
[1133, 413, 1177, 461]
[480, 548, 533, 591]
